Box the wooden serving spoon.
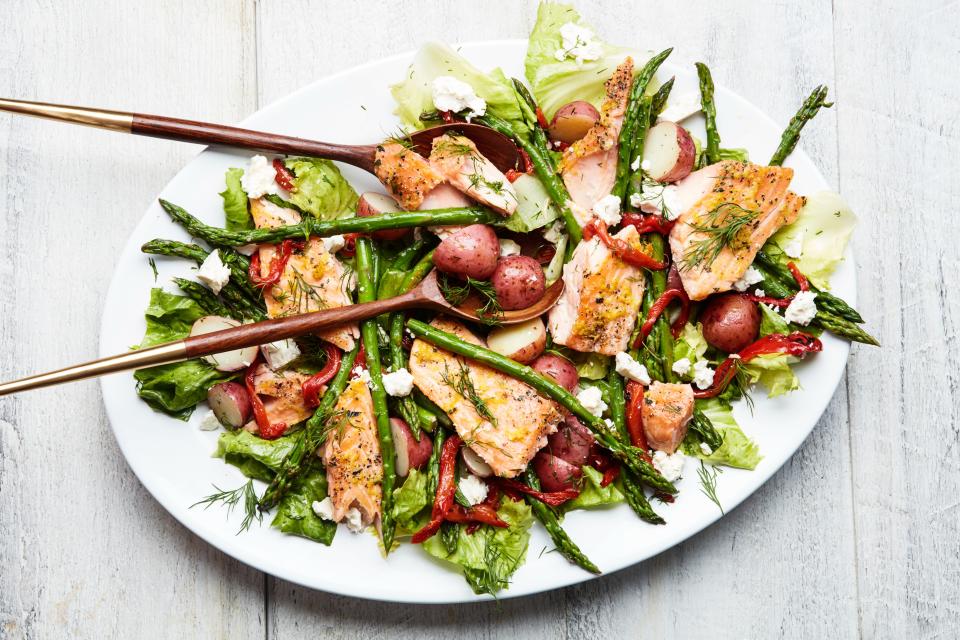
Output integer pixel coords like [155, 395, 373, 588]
[0, 271, 562, 396]
[0, 98, 522, 173]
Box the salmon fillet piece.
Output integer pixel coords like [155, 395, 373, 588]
[373, 142, 445, 210]
[669, 161, 804, 300]
[242, 365, 314, 434]
[322, 378, 383, 528]
[641, 382, 694, 454]
[250, 198, 357, 351]
[421, 182, 474, 238]
[408, 318, 564, 478]
[548, 225, 647, 355]
[429, 133, 518, 215]
[559, 57, 633, 223]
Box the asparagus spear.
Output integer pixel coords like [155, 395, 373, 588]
[406, 320, 676, 494]
[426, 426, 447, 496]
[649, 76, 676, 126]
[141, 238, 263, 306]
[754, 250, 863, 323]
[355, 237, 398, 551]
[695, 62, 721, 165]
[769, 85, 833, 167]
[172, 277, 234, 318]
[524, 469, 600, 574]
[158, 199, 496, 247]
[688, 409, 724, 452]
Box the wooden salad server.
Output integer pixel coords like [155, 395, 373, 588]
[0, 271, 563, 396]
[0, 97, 522, 173]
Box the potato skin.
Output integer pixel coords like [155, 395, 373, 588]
[356, 192, 408, 241]
[548, 100, 600, 144]
[531, 354, 578, 392]
[659, 124, 696, 183]
[490, 255, 546, 310]
[700, 293, 761, 353]
[433, 224, 500, 280]
[207, 382, 252, 428]
[546, 416, 594, 467]
[486, 318, 546, 364]
[533, 451, 583, 491]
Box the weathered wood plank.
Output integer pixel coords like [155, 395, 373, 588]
[0, 1, 265, 638]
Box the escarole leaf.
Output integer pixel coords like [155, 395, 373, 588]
[215, 430, 301, 481]
[564, 465, 623, 510]
[220, 167, 252, 231]
[391, 468, 432, 535]
[390, 41, 527, 134]
[525, 3, 651, 118]
[682, 399, 762, 470]
[283, 157, 359, 220]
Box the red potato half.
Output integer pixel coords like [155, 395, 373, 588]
[490, 255, 546, 311]
[190, 316, 259, 372]
[357, 192, 408, 241]
[533, 452, 583, 492]
[530, 354, 578, 392]
[207, 382, 252, 428]
[462, 446, 494, 478]
[390, 417, 433, 477]
[547, 416, 595, 467]
[548, 100, 600, 144]
[433, 224, 500, 280]
[642, 121, 696, 183]
[700, 293, 761, 353]
[486, 317, 546, 364]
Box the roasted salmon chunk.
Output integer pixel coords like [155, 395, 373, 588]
[429, 133, 518, 215]
[243, 365, 313, 434]
[559, 57, 633, 223]
[408, 318, 564, 477]
[250, 198, 358, 351]
[548, 225, 647, 355]
[322, 378, 383, 529]
[641, 382, 695, 453]
[668, 161, 804, 300]
[373, 141, 446, 210]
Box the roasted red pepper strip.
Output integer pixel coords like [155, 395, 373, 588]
[496, 478, 579, 507]
[248, 239, 301, 289]
[339, 233, 358, 258]
[272, 158, 298, 192]
[622, 212, 676, 236]
[583, 220, 666, 270]
[439, 110, 455, 124]
[535, 106, 550, 130]
[693, 332, 823, 398]
[634, 288, 689, 346]
[411, 434, 462, 544]
[505, 169, 524, 183]
[745, 293, 793, 307]
[446, 503, 508, 529]
[787, 261, 810, 291]
[601, 465, 620, 488]
[244, 358, 286, 440]
[301, 343, 342, 408]
[519, 147, 534, 174]
[625, 381, 651, 455]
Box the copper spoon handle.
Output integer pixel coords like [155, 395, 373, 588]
[0, 291, 428, 396]
[0, 97, 377, 172]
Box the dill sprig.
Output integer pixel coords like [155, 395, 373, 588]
[191, 480, 262, 534]
[440, 361, 498, 428]
[463, 530, 519, 597]
[680, 202, 760, 271]
[438, 274, 503, 324]
[283, 265, 328, 315]
[697, 460, 724, 514]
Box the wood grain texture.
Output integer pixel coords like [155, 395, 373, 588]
[1, 0, 953, 638]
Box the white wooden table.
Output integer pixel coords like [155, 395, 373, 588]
[1, 1, 956, 637]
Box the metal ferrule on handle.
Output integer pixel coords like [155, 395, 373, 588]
[0, 98, 133, 132]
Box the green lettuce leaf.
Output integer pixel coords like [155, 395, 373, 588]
[674, 322, 708, 364]
[422, 498, 533, 596]
[564, 465, 623, 510]
[503, 174, 559, 233]
[718, 147, 750, 162]
[271, 461, 337, 545]
[392, 468, 432, 535]
[525, 3, 648, 118]
[573, 352, 610, 380]
[390, 41, 526, 133]
[758, 301, 791, 336]
[139, 288, 206, 348]
[220, 167, 252, 231]
[742, 353, 800, 398]
[770, 190, 857, 288]
[214, 429, 300, 481]
[682, 399, 762, 469]
[283, 157, 358, 220]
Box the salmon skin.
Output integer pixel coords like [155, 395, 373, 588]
[408, 318, 564, 478]
[373, 141, 445, 210]
[323, 378, 383, 528]
[429, 133, 518, 215]
[668, 161, 804, 300]
[559, 57, 633, 224]
[250, 198, 358, 351]
[641, 382, 695, 454]
[548, 225, 647, 355]
[243, 364, 314, 435]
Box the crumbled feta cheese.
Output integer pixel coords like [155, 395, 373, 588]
[652, 449, 686, 482]
[592, 194, 622, 226]
[262, 339, 300, 370]
[629, 183, 683, 220]
[543, 220, 565, 244]
[785, 290, 818, 326]
[198, 410, 221, 431]
[614, 351, 651, 385]
[692, 359, 716, 390]
[672, 357, 692, 377]
[576, 386, 607, 417]
[322, 234, 346, 254]
[554, 22, 603, 64]
[311, 497, 335, 520]
[732, 265, 764, 292]
[241, 155, 281, 198]
[351, 367, 372, 387]
[235, 244, 258, 256]
[498, 238, 522, 257]
[754, 288, 765, 298]
[658, 93, 703, 123]
[382, 368, 414, 397]
[700, 442, 713, 456]
[431, 76, 486, 119]
[630, 156, 641, 172]
[344, 507, 366, 533]
[196, 250, 231, 294]
[603, 418, 616, 432]
[458, 474, 488, 506]
[641, 159, 651, 171]
[781, 231, 804, 259]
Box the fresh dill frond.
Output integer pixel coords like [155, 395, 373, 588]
[464, 531, 519, 597]
[191, 480, 262, 534]
[286, 266, 328, 315]
[697, 460, 724, 515]
[440, 361, 498, 428]
[437, 274, 503, 325]
[148, 258, 158, 281]
[680, 202, 760, 271]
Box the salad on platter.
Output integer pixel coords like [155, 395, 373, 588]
[133, 2, 875, 596]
